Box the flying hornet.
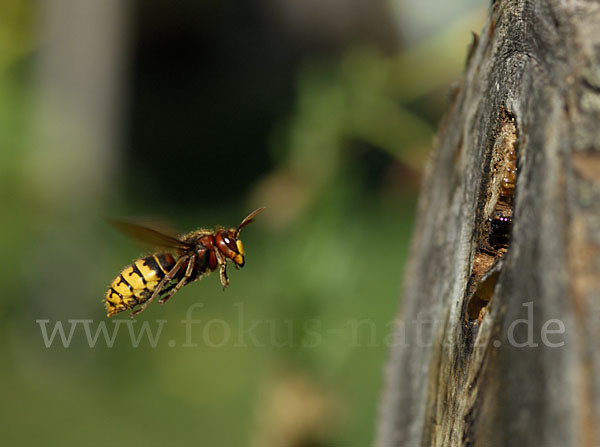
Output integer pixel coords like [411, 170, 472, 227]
[105, 207, 265, 318]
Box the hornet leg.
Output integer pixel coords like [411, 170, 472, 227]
[130, 255, 189, 319]
[159, 254, 196, 305]
[214, 249, 229, 289]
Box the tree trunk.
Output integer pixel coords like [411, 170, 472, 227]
[376, 1, 600, 446]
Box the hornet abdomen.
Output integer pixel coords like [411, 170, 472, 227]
[105, 253, 178, 317]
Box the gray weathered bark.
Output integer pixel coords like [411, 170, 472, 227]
[376, 1, 600, 446]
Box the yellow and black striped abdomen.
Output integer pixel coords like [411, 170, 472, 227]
[106, 253, 176, 317]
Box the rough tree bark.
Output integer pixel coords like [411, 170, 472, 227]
[376, 1, 600, 446]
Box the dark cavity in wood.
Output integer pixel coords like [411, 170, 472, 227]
[465, 108, 519, 322]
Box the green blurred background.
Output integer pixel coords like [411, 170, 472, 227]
[0, 0, 485, 445]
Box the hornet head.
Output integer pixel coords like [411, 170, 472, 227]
[214, 207, 265, 267]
